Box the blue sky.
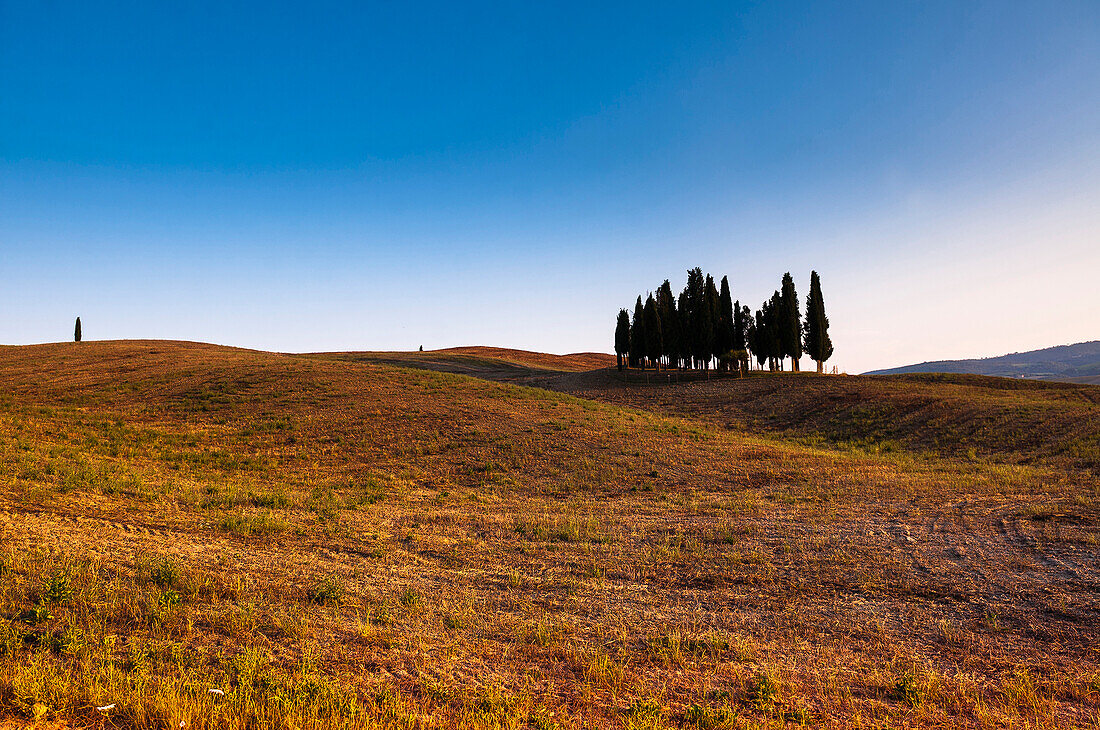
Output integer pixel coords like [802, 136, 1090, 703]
[2, 1, 1098, 372]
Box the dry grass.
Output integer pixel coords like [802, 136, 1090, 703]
[551, 369, 1100, 472]
[306, 346, 615, 377]
[0, 340, 1097, 728]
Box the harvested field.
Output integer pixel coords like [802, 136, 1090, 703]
[0, 341, 1097, 729]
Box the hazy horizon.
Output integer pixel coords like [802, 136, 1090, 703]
[3, 1, 1098, 373]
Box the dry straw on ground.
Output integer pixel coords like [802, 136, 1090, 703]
[0, 341, 1096, 729]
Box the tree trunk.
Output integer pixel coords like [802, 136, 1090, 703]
[816, 360, 823, 374]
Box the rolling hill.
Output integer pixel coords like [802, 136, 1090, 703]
[310, 347, 1100, 472]
[550, 370, 1100, 472]
[0, 340, 1096, 729]
[865, 340, 1100, 383]
[305, 346, 614, 383]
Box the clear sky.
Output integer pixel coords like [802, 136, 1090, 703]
[2, 1, 1098, 373]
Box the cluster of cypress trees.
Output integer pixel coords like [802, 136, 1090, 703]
[614, 269, 833, 374]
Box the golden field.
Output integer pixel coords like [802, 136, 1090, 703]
[0, 341, 1097, 729]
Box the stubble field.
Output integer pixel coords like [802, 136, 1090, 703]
[0, 341, 1097, 729]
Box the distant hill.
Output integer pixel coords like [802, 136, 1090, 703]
[865, 341, 1100, 384]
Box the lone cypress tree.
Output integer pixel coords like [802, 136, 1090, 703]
[717, 276, 734, 370]
[779, 273, 802, 371]
[74, 317, 82, 342]
[803, 270, 834, 373]
[614, 309, 631, 371]
[630, 296, 645, 368]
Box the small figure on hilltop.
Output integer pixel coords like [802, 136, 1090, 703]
[74, 317, 82, 342]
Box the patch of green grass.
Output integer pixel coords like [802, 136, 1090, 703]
[219, 510, 292, 536]
[747, 671, 780, 710]
[684, 703, 737, 729]
[39, 572, 74, 605]
[306, 575, 345, 605]
[891, 672, 923, 707]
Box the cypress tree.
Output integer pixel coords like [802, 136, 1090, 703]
[656, 280, 679, 370]
[703, 274, 719, 370]
[74, 317, 82, 342]
[677, 288, 691, 369]
[684, 268, 706, 369]
[803, 270, 834, 373]
[717, 276, 734, 370]
[766, 292, 783, 370]
[779, 272, 802, 371]
[733, 301, 748, 351]
[643, 294, 662, 370]
[630, 296, 645, 368]
[750, 309, 768, 370]
[614, 309, 631, 371]
[732, 301, 750, 374]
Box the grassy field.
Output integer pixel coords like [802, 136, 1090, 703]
[0, 341, 1097, 729]
[306, 347, 615, 383]
[550, 370, 1100, 473]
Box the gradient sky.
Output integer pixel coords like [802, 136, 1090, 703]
[2, 1, 1098, 373]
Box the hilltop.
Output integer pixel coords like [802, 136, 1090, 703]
[0, 340, 1096, 729]
[865, 340, 1100, 384]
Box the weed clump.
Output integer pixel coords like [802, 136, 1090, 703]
[146, 556, 180, 588]
[891, 672, 923, 707]
[685, 704, 737, 729]
[39, 572, 73, 605]
[747, 671, 780, 710]
[306, 575, 345, 605]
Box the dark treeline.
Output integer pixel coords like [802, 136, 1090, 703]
[614, 268, 833, 374]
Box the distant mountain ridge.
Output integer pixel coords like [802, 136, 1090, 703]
[865, 341, 1100, 384]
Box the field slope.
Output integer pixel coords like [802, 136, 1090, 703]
[549, 370, 1100, 473]
[306, 346, 614, 383]
[0, 340, 1097, 729]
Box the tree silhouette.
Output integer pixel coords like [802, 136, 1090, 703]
[779, 272, 802, 371]
[765, 292, 784, 370]
[703, 274, 719, 371]
[750, 308, 768, 370]
[614, 309, 631, 370]
[803, 270, 834, 373]
[74, 317, 82, 342]
[677, 288, 691, 369]
[656, 280, 679, 370]
[643, 293, 663, 370]
[683, 268, 706, 369]
[630, 296, 645, 368]
[732, 301, 750, 374]
[613, 267, 831, 375]
[717, 276, 734, 370]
